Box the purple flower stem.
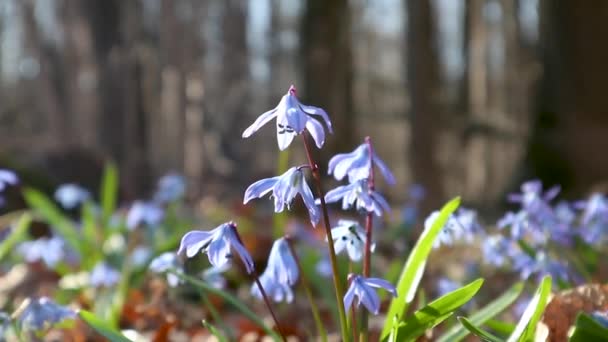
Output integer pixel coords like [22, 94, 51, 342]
[361, 136, 375, 342]
[301, 133, 350, 341]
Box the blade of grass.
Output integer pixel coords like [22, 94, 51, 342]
[79, 310, 132, 342]
[380, 197, 461, 340]
[100, 162, 118, 229]
[0, 213, 31, 261]
[457, 317, 503, 342]
[202, 320, 229, 342]
[507, 275, 551, 342]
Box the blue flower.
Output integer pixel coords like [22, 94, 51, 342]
[327, 143, 395, 184]
[242, 85, 333, 150]
[576, 193, 608, 226]
[149, 252, 182, 287]
[344, 274, 397, 315]
[17, 236, 66, 268]
[251, 269, 294, 303]
[154, 173, 186, 203]
[244, 167, 320, 225]
[436, 277, 461, 297]
[426, 208, 481, 248]
[15, 297, 76, 332]
[202, 263, 230, 289]
[508, 180, 558, 218]
[323, 179, 390, 216]
[89, 262, 121, 287]
[0, 169, 18, 191]
[54, 183, 91, 209]
[512, 250, 570, 282]
[329, 219, 374, 262]
[178, 222, 255, 274]
[126, 201, 164, 230]
[481, 235, 513, 267]
[130, 246, 152, 267]
[265, 237, 299, 285]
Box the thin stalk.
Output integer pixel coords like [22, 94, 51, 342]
[286, 237, 327, 342]
[360, 136, 375, 342]
[349, 263, 359, 340]
[200, 291, 233, 340]
[252, 272, 288, 341]
[301, 133, 350, 341]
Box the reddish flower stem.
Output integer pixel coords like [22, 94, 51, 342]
[360, 136, 375, 342]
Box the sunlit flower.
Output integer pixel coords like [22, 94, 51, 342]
[17, 236, 66, 268]
[343, 274, 397, 315]
[328, 143, 395, 184]
[15, 297, 76, 332]
[178, 222, 254, 274]
[154, 173, 186, 203]
[329, 219, 374, 262]
[126, 201, 164, 230]
[251, 269, 294, 303]
[54, 183, 90, 209]
[265, 238, 299, 285]
[0, 169, 18, 191]
[90, 262, 121, 287]
[323, 179, 390, 216]
[244, 167, 320, 225]
[242, 85, 333, 150]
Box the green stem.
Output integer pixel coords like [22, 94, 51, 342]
[199, 291, 233, 340]
[252, 272, 288, 341]
[301, 133, 350, 341]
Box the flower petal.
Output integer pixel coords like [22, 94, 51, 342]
[324, 184, 353, 204]
[299, 175, 320, 225]
[231, 239, 255, 274]
[178, 230, 214, 258]
[207, 236, 231, 269]
[300, 104, 333, 133]
[364, 277, 397, 297]
[242, 108, 278, 138]
[343, 280, 356, 312]
[358, 281, 381, 314]
[305, 117, 326, 149]
[243, 177, 279, 204]
[373, 155, 396, 185]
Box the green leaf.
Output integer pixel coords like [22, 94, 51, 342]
[569, 312, 608, 342]
[385, 278, 483, 341]
[202, 320, 229, 342]
[438, 282, 524, 342]
[0, 213, 32, 261]
[485, 319, 516, 336]
[381, 197, 461, 339]
[457, 317, 503, 342]
[100, 162, 118, 228]
[507, 275, 552, 342]
[79, 310, 132, 342]
[23, 188, 83, 255]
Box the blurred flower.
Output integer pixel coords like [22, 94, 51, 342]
[436, 277, 461, 296]
[344, 274, 397, 315]
[591, 310, 608, 328]
[427, 208, 481, 248]
[264, 238, 298, 285]
[576, 193, 608, 225]
[149, 252, 182, 287]
[130, 246, 152, 267]
[126, 201, 164, 230]
[482, 235, 513, 267]
[178, 222, 255, 274]
[154, 173, 186, 203]
[15, 297, 76, 332]
[512, 250, 570, 282]
[54, 183, 90, 209]
[315, 255, 332, 278]
[323, 179, 390, 216]
[327, 142, 395, 184]
[251, 269, 294, 303]
[202, 263, 230, 289]
[17, 236, 65, 268]
[244, 167, 319, 225]
[329, 219, 374, 262]
[242, 85, 333, 150]
[508, 180, 558, 219]
[0, 169, 18, 191]
[90, 262, 121, 287]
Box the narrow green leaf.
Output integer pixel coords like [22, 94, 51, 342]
[457, 317, 503, 342]
[385, 278, 483, 341]
[381, 197, 461, 339]
[202, 320, 229, 342]
[569, 312, 608, 342]
[23, 188, 83, 255]
[438, 282, 524, 342]
[0, 213, 32, 261]
[507, 275, 552, 342]
[79, 310, 132, 342]
[485, 319, 516, 336]
[100, 162, 118, 228]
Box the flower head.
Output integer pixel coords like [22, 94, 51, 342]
[328, 143, 395, 184]
[177, 222, 254, 274]
[0, 169, 18, 191]
[576, 193, 608, 226]
[508, 180, 558, 218]
[344, 274, 397, 315]
[149, 252, 182, 287]
[126, 201, 164, 230]
[90, 262, 121, 287]
[154, 173, 186, 203]
[323, 179, 390, 216]
[329, 219, 374, 262]
[244, 167, 320, 225]
[54, 183, 90, 209]
[251, 269, 294, 303]
[265, 237, 299, 285]
[15, 297, 76, 332]
[242, 85, 333, 150]
[17, 236, 66, 268]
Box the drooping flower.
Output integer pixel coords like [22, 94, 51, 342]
[242, 85, 333, 150]
[264, 238, 299, 285]
[329, 219, 374, 262]
[17, 236, 66, 268]
[328, 143, 395, 184]
[149, 252, 182, 287]
[343, 274, 397, 315]
[244, 167, 320, 225]
[177, 222, 254, 274]
[0, 169, 18, 191]
[251, 269, 294, 303]
[323, 179, 390, 216]
[54, 183, 90, 209]
[89, 262, 121, 287]
[15, 297, 76, 332]
[154, 173, 186, 203]
[126, 201, 164, 230]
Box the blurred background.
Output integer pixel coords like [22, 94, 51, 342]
[0, 0, 606, 213]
